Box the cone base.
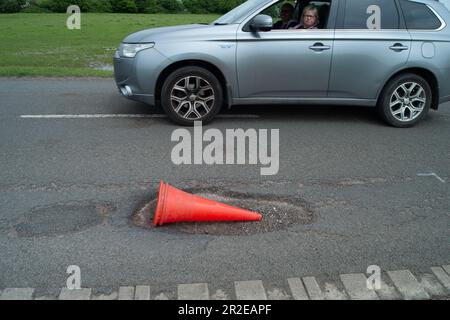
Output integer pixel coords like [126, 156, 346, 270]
[153, 181, 168, 227]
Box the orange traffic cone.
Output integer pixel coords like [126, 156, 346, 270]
[153, 181, 262, 226]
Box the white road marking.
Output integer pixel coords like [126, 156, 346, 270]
[387, 270, 430, 300]
[134, 285, 151, 300]
[287, 278, 309, 300]
[234, 280, 267, 300]
[417, 173, 446, 183]
[431, 267, 450, 292]
[58, 288, 92, 300]
[340, 273, 379, 300]
[216, 114, 260, 119]
[178, 283, 209, 300]
[21, 114, 166, 119]
[19, 114, 260, 119]
[118, 286, 135, 300]
[0, 288, 34, 300]
[302, 277, 324, 300]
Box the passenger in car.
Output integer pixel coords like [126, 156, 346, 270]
[292, 4, 320, 29]
[273, 3, 297, 29]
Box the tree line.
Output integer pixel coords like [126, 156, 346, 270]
[0, 0, 247, 13]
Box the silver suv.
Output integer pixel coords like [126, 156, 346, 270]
[114, 0, 450, 127]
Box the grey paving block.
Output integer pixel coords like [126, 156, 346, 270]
[375, 279, 401, 300]
[387, 270, 430, 300]
[340, 273, 379, 300]
[235, 280, 267, 300]
[178, 283, 209, 300]
[92, 292, 118, 300]
[419, 273, 447, 297]
[287, 278, 309, 300]
[0, 288, 34, 300]
[431, 267, 450, 292]
[59, 288, 92, 300]
[302, 277, 324, 300]
[442, 265, 450, 276]
[118, 286, 135, 300]
[135, 285, 150, 300]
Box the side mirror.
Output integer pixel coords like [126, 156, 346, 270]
[250, 14, 273, 32]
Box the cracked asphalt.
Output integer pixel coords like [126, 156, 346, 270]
[0, 78, 449, 295]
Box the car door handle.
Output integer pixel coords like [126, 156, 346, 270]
[309, 43, 331, 51]
[389, 43, 409, 52]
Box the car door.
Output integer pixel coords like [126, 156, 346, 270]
[235, 1, 338, 100]
[328, 0, 412, 101]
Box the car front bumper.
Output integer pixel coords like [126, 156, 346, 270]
[113, 48, 169, 106]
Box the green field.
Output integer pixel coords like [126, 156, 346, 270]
[0, 13, 220, 77]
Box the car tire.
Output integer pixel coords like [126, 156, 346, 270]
[377, 73, 432, 128]
[161, 66, 223, 126]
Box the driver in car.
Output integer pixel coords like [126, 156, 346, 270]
[273, 3, 297, 29]
[292, 4, 320, 29]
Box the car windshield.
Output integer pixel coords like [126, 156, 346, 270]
[212, 0, 271, 25]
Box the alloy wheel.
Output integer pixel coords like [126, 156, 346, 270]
[170, 76, 215, 120]
[389, 82, 426, 122]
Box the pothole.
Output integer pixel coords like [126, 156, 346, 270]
[14, 202, 115, 238]
[132, 188, 314, 236]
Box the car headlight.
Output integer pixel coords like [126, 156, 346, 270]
[119, 43, 155, 58]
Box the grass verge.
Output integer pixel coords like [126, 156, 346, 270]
[0, 13, 219, 77]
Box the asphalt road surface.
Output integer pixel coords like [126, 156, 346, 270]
[0, 78, 449, 297]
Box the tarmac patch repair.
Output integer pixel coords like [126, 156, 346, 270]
[13, 202, 115, 238]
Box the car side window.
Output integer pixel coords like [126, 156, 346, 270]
[399, 0, 442, 30]
[343, 0, 400, 29]
[260, 1, 297, 29]
[260, 1, 287, 20]
[260, 0, 333, 30]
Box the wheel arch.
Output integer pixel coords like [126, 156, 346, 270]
[155, 60, 230, 109]
[378, 67, 439, 110]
